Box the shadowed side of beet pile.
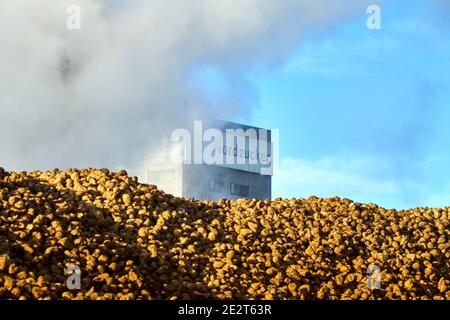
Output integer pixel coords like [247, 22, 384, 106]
[0, 168, 221, 299]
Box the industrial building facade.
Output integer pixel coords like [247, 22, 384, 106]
[141, 120, 273, 201]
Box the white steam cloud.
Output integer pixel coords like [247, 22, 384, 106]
[0, 0, 372, 173]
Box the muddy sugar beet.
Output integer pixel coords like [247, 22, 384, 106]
[0, 168, 449, 300]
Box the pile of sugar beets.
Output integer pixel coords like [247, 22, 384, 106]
[0, 168, 448, 300]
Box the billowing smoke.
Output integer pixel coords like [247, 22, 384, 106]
[0, 0, 373, 173]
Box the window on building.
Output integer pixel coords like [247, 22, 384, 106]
[230, 183, 250, 197]
[208, 179, 225, 192]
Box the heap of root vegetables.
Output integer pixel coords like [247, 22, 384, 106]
[0, 168, 448, 300]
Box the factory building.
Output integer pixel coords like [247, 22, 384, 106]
[141, 120, 273, 201]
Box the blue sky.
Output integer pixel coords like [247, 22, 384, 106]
[197, 1, 450, 209]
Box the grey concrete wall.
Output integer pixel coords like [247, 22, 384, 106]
[182, 164, 271, 201]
